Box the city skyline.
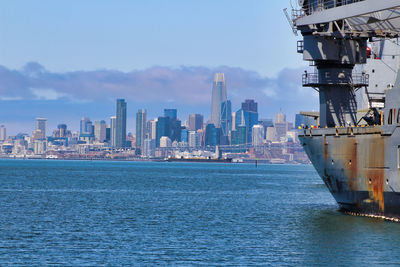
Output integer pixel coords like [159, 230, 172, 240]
[0, 1, 318, 135]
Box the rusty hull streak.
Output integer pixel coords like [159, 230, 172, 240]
[365, 135, 386, 212]
[346, 137, 358, 192]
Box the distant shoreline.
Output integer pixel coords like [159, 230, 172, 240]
[0, 156, 309, 165]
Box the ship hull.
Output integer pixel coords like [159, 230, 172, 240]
[299, 125, 400, 218]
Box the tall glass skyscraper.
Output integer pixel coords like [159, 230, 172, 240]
[136, 109, 147, 154]
[220, 100, 232, 137]
[210, 73, 226, 128]
[116, 99, 127, 148]
[110, 116, 117, 147]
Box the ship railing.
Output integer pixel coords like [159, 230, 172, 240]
[302, 73, 369, 87]
[296, 0, 365, 18]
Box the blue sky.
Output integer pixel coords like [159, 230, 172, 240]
[0, 0, 315, 134]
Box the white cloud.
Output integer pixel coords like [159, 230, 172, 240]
[30, 88, 68, 100]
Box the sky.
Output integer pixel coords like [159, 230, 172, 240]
[0, 0, 316, 134]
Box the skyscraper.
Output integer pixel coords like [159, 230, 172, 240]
[136, 109, 147, 154]
[235, 99, 259, 143]
[164, 109, 177, 120]
[242, 99, 258, 113]
[252, 124, 265, 147]
[161, 108, 181, 143]
[110, 116, 117, 147]
[94, 120, 107, 142]
[155, 116, 170, 147]
[80, 117, 93, 136]
[116, 99, 127, 148]
[35, 118, 47, 138]
[220, 100, 232, 138]
[188, 114, 204, 131]
[210, 73, 226, 128]
[0, 125, 6, 141]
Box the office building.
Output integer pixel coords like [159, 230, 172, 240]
[95, 120, 107, 142]
[136, 109, 147, 154]
[156, 117, 170, 147]
[252, 124, 265, 146]
[164, 109, 177, 120]
[35, 118, 47, 138]
[188, 114, 204, 131]
[210, 73, 226, 128]
[235, 100, 258, 143]
[116, 99, 127, 148]
[220, 100, 232, 139]
[143, 138, 156, 157]
[274, 110, 289, 139]
[110, 116, 117, 146]
[205, 124, 221, 146]
[188, 131, 200, 148]
[80, 117, 93, 136]
[0, 125, 6, 141]
[242, 99, 258, 113]
[159, 136, 172, 148]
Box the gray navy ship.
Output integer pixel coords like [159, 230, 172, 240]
[286, 0, 400, 218]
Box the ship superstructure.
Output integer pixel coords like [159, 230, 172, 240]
[287, 0, 400, 218]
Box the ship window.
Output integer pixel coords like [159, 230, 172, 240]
[393, 56, 396, 59]
[388, 109, 393, 125]
[372, 69, 375, 73]
[397, 109, 400, 124]
[375, 84, 378, 88]
[397, 146, 400, 169]
[398, 146, 400, 168]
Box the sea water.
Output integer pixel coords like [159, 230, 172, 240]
[1, 159, 400, 266]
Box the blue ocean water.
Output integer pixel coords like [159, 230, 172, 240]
[1, 159, 400, 266]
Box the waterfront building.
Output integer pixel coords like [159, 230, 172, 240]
[210, 73, 226, 128]
[35, 118, 47, 138]
[181, 128, 189, 143]
[188, 131, 200, 148]
[159, 136, 172, 148]
[136, 109, 147, 154]
[143, 138, 155, 157]
[33, 140, 47, 155]
[0, 125, 6, 141]
[110, 116, 117, 147]
[116, 99, 127, 148]
[188, 114, 204, 131]
[94, 120, 107, 142]
[252, 124, 265, 147]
